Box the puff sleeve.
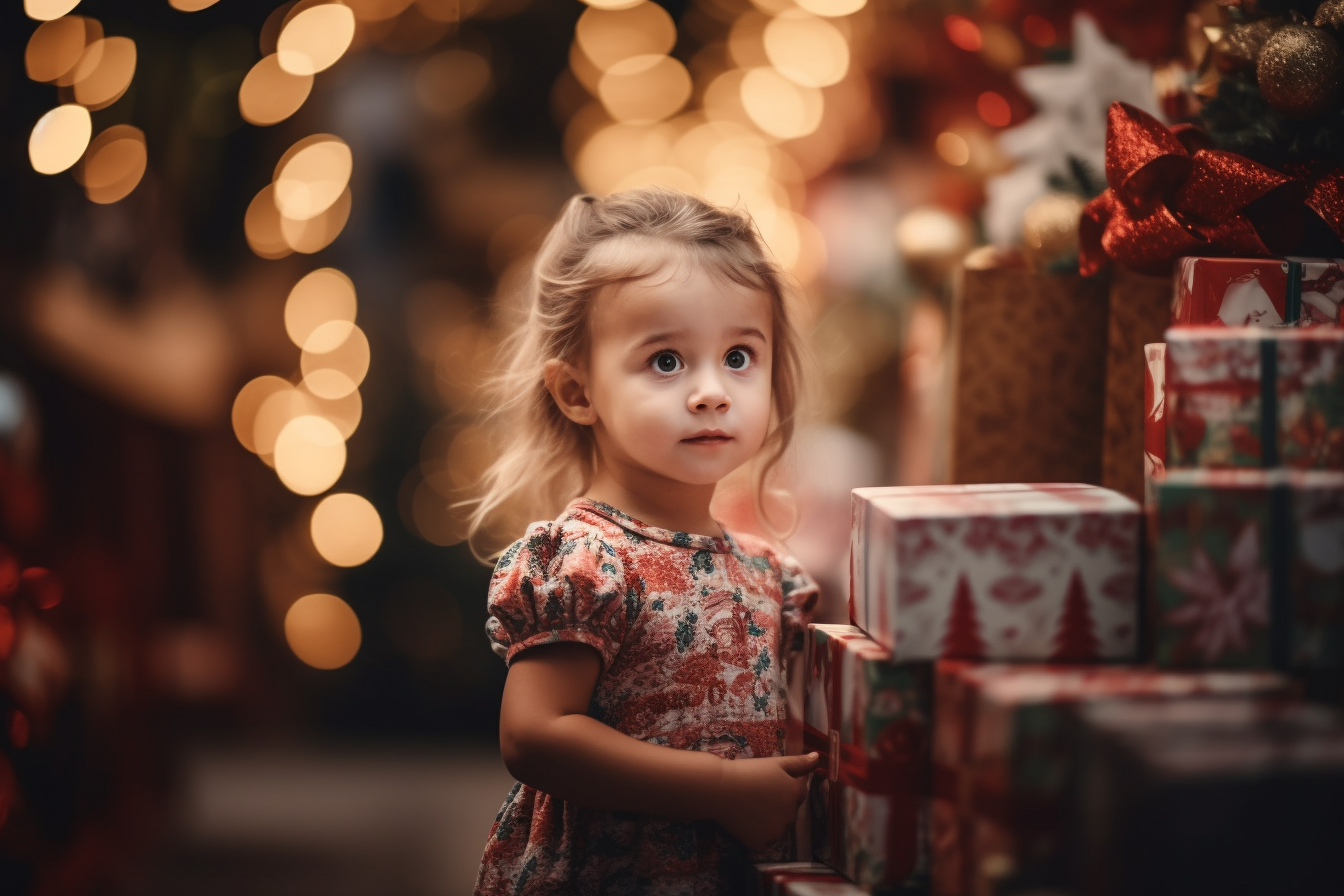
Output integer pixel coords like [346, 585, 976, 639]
[778, 552, 819, 656]
[484, 519, 629, 672]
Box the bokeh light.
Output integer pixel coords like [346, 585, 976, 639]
[77, 124, 147, 203]
[574, 2, 676, 71]
[300, 323, 370, 396]
[763, 10, 849, 88]
[935, 131, 970, 166]
[25, 16, 90, 83]
[980, 23, 1024, 70]
[597, 54, 691, 124]
[277, 3, 356, 76]
[232, 375, 291, 454]
[244, 184, 293, 259]
[284, 593, 361, 669]
[310, 493, 383, 567]
[239, 54, 313, 126]
[253, 386, 321, 457]
[285, 268, 358, 349]
[24, 0, 80, 21]
[581, 0, 643, 9]
[739, 67, 824, 139]
[168, 0, 223, 10]
[301, 383, 362, 440]
[794, 0, 866, 17]
[944, 15, 982, 52]
[977, 90, 1012, 127]
[71, 36, 137, 110]
[280, 185, 352, 253]
[29, 104, 91, 174]
[274, 415, 346, 495]
[274, 135, 352, 221]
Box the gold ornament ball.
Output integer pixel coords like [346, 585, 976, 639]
[1256, 24, 1344, 119]
[1214, 18, 1281, 73]
[1316, 0, 1344, 31]
[1022, 192, 1085, 271]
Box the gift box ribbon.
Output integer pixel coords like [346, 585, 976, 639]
[1080, 103, 1344, 277]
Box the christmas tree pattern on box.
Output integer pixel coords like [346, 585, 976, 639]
[929, 660, 1295, 896]
[803, 624, 930, 890]
[850, 485, 1140, 661]
[1152, 469, 1344, 669]
[1165, 326, 1344, 471]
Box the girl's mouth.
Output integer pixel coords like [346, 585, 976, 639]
[683, 434, 732, 445]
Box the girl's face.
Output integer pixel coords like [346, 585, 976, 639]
[582, 258, 775, 490]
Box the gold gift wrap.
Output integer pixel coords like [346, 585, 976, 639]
[949, 264, 1109, 485]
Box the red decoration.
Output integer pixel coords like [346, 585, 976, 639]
[1052, 572, 1100, 660]
[942, 576, 987, 657]
[1081, 102, 1309, 276]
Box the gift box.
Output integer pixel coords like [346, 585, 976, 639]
[1172, 257, 1344, 328]
[1165, 326, 1344, 471]
[1143, 343, 1166, 505]
[803, 624, 930, 890]
[753, 862, 849, 896]
[1101, 268, 1173, 503]
[949, 263, 1109, 486]
[780, 882, 870, 896]
[849, 485, 1140, 662]
[1152, 469, 1344, 670]
[1072, 698, 1344, 896]
[930, 661, 1295, 896]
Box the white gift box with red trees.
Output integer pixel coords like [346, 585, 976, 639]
[849, 484, 1141, 662]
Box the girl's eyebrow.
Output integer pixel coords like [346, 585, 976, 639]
[632, 326, 767, 351]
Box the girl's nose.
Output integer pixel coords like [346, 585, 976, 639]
[688, 371, 731, 412]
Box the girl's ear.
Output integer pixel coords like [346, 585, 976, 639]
[543, 359, 597, 425]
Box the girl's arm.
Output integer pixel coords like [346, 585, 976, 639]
[500, 641, 818, 852]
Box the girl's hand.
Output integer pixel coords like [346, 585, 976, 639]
[713, 752, 820, 853]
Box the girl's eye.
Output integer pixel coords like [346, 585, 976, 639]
[725, 349, 751, 370]
[653, 352, 682, 373]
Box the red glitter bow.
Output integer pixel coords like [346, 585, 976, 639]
[1080, 102, 1307, 277]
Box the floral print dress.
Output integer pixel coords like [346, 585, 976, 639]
[474, 498, 819, 896]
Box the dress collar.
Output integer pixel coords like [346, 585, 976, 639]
[571, 498, 734, 554]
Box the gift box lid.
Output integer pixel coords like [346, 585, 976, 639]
[854, 483, 1138, 519]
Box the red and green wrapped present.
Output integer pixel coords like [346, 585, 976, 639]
[930, 661, 1296, 896]
[752, 862, 848, 895]
[1165, 326, 1344, 471]
[779, 882, 870, 896]
[1152, 469, 1344, 670]
[1072, 698, 1344, 896]
[1172, 257, 1343, 328]
[849, 485, 1140, 662]
[803, 624, 930, 890]
[1144, 343, 1166, 505]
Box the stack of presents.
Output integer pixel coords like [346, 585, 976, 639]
[756, 256, 1344, 896]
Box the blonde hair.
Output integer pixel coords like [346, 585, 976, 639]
[466, 186, 805, 559]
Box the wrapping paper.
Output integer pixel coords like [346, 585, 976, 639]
[1073, 698, 1344, 896]
[1165, 327, 1344, 471]
[930, 661, 1295, 896]
[950, 265, 1109, 486]
[803, 624, 930, 890]
[1101, 269, 1172, 502]
[1172, 257, 1344, 328]
[850, 485, 1140, 661]
[1152, 469, 1344, 670]
[1143, 342, 1166, 505]
[752, 862, 848, 896]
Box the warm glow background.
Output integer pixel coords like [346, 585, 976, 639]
[0, 0, 1151, 892]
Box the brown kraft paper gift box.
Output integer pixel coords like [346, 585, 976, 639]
[950, 263, 1109, 485]
[1101, 268, 1172, 503]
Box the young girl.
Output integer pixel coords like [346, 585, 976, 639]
[470, 187, 820, 895]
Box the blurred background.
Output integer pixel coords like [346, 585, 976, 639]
[1, 0, 1218, 893]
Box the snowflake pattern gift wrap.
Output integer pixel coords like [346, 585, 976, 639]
[803, 624, 931, 890]
[1152, 470, 1344, 670]
[929, 661, 1294, 896]
[1172, 257, 1344, 328]
[849, 485, 1140, 661]
[1164, 326, 1344, 471]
